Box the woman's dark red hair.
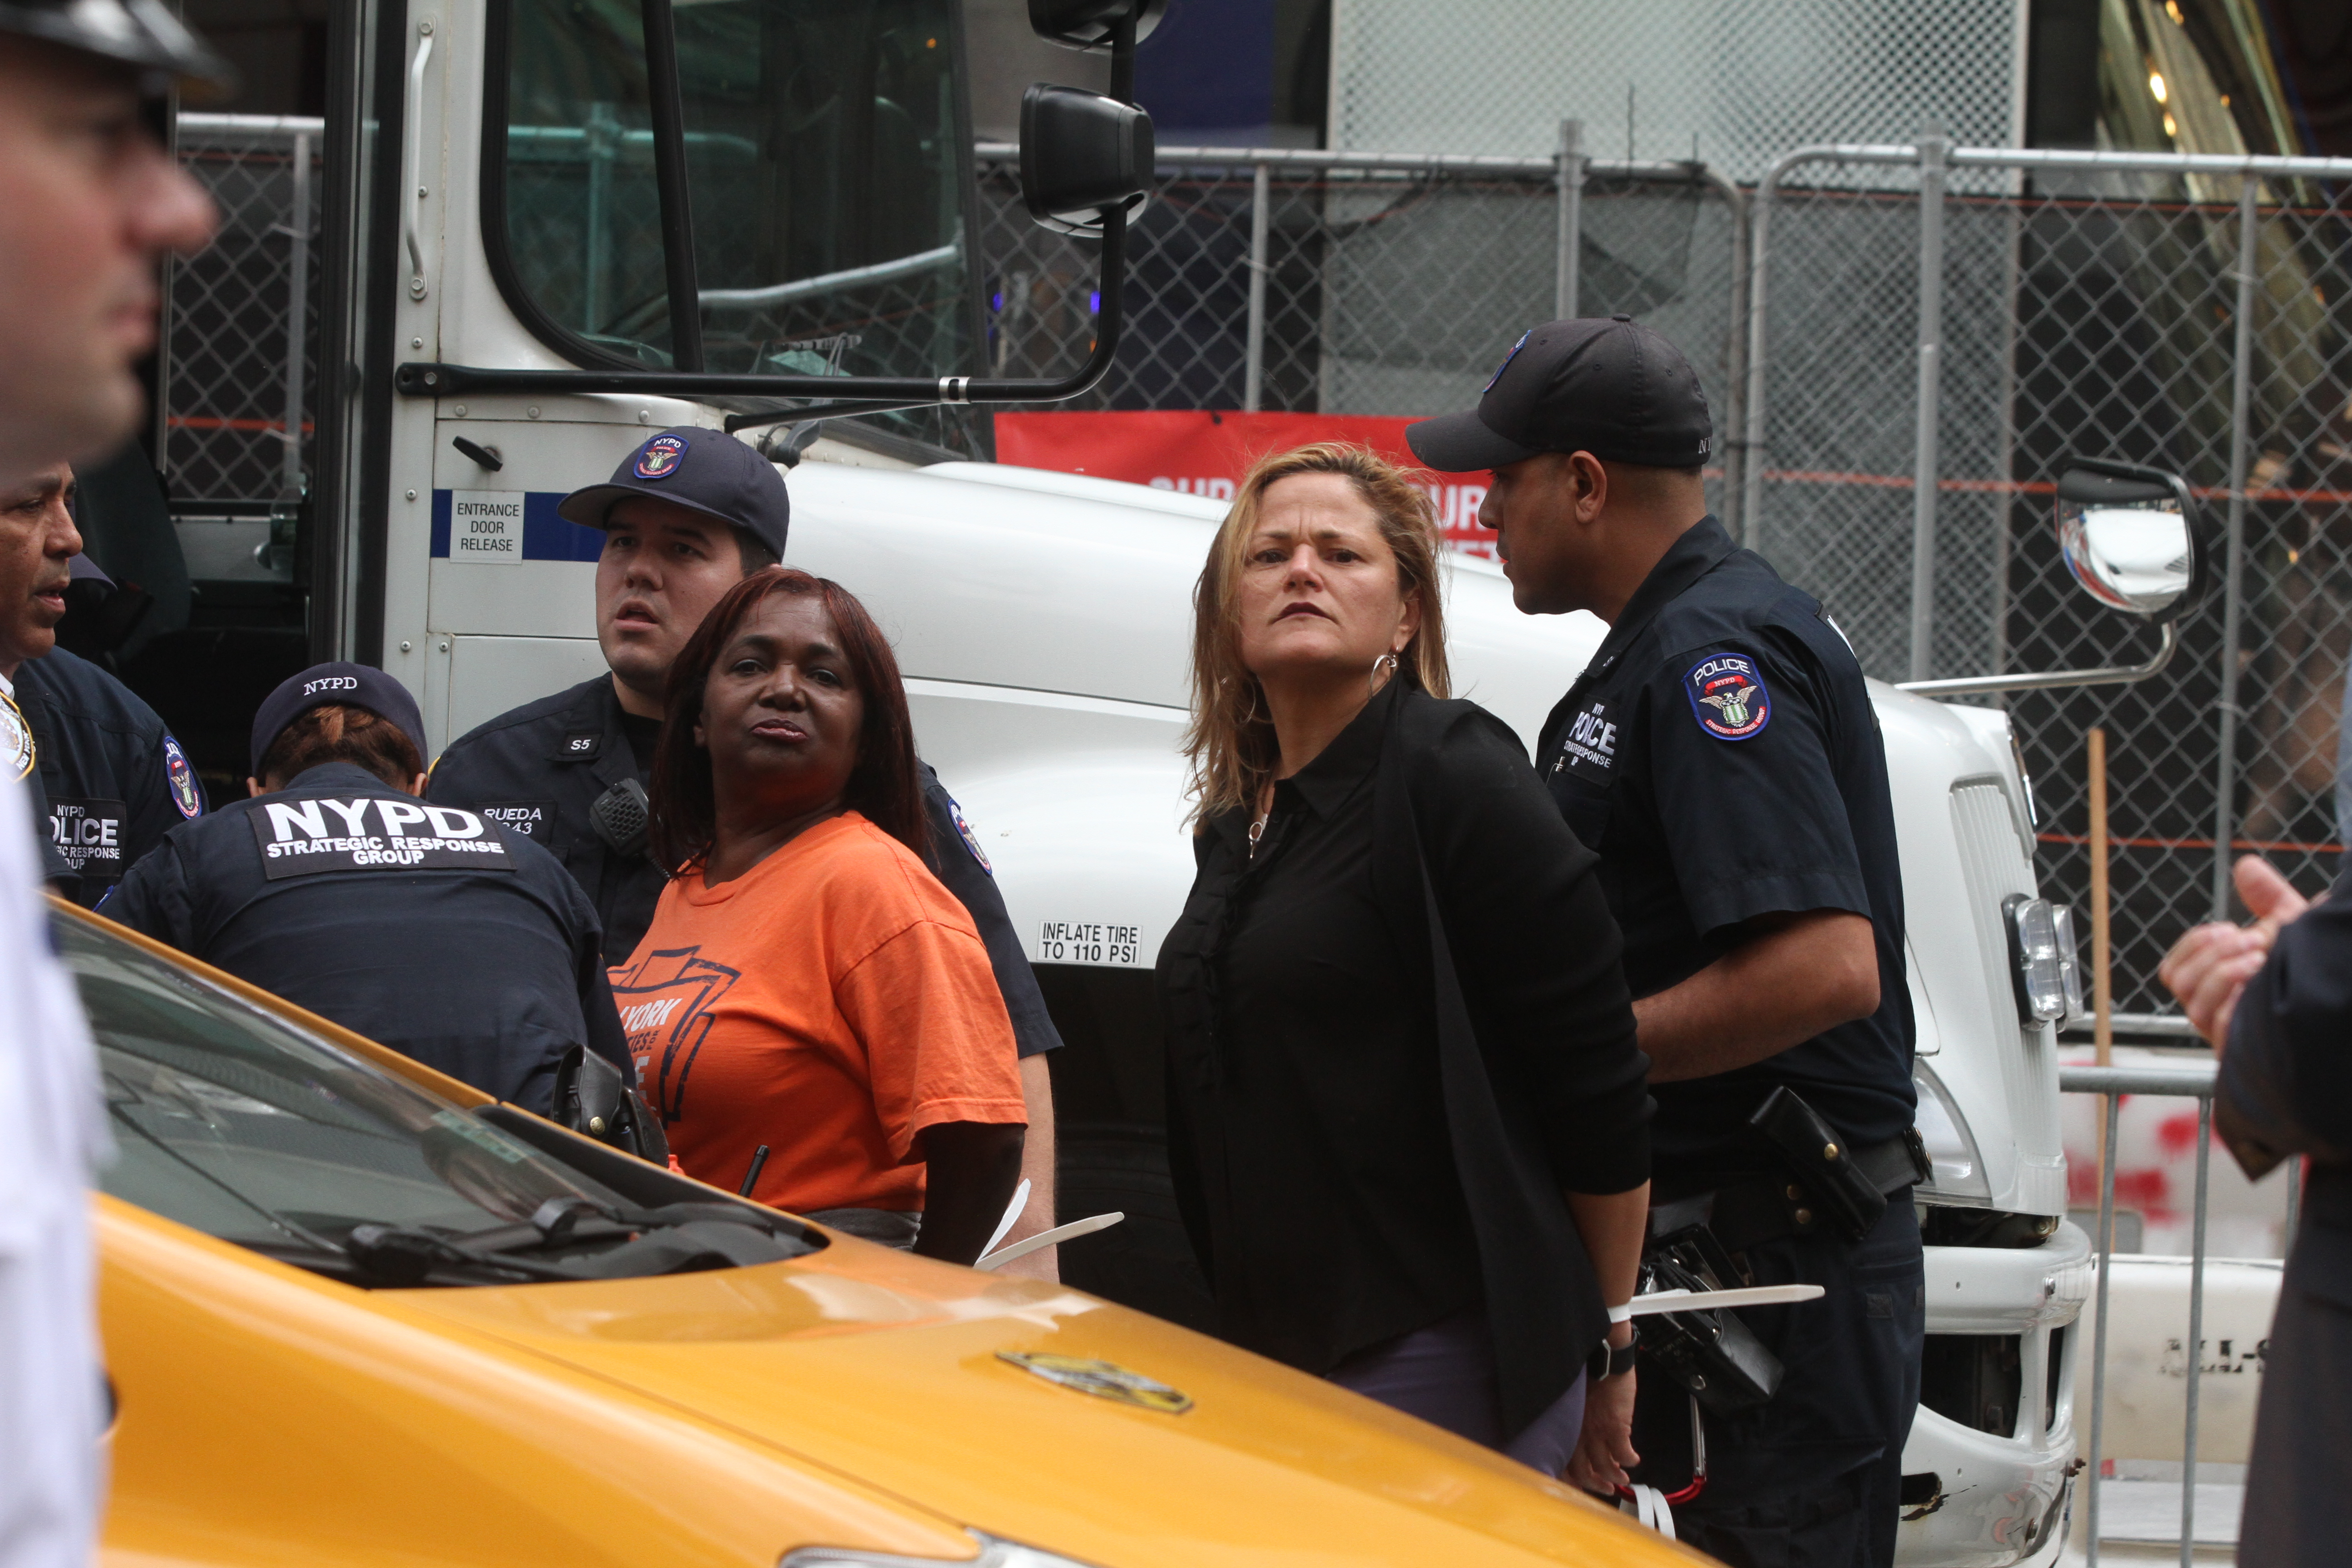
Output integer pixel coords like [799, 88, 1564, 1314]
[647, 567, 927, 868]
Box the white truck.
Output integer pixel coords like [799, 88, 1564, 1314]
[162, 0, 2220, 1559]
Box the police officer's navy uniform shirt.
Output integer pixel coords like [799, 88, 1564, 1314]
[102, 761, 627, 1113]
[428, 674, 1066, 1058]
[15, 647, 204, 905]
[1536, 515, 1914, 1171]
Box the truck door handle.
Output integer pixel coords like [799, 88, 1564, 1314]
[403, 19, 436, 303]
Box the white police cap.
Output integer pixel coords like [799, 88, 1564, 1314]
[0, 0, 235, 95]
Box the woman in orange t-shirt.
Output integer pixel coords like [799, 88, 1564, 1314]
[616, 567, 1026, 1264]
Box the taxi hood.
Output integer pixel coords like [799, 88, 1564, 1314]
[399, 1235, 1699, 1567]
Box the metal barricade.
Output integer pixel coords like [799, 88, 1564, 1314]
[2061, 1059, 2302, 1564]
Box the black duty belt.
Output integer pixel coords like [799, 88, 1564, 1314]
[1651, 1129, 1928, 1256]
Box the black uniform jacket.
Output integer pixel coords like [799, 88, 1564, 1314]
[427, 674, 1064, 1058]
[1536, 515, 1915, 1174]
[2218, 871, 2352, 1305]
[1160, 682, 1651, 1436]
[102, 761, 628, 1114]
[16, 647, 206, 905]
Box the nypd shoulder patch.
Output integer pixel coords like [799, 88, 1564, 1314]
[163, 736, 203, 817]
[951, 802, 993, 875]
[1683, 653, 1771, 741]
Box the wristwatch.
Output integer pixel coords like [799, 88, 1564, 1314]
[1588, 1323, 1639, 1382]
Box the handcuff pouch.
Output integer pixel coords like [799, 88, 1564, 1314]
[1747, 1084, 1886, 1242]
[1636, 1241, 1783, 1416]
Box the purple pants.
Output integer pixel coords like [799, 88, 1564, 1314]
[1327, 1307, 1589, 1476]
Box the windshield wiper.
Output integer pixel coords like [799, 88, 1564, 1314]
[429, 1196, 816, 1280]
[452, 1196, 799, 1256]
[343, 1224, 579, 1286]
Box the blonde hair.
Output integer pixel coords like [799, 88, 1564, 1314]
[1182, 443, 1451, 826]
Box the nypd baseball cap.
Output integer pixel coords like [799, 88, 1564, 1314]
[1406, 315, 1714, 474]
[556, 427, 790, 560]
[250, 662, 426, 777]
[0, 0, 237, 96]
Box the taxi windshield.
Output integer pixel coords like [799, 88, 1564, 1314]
[64, 912, 818, 1286]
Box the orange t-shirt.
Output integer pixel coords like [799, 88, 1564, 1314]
[610, 811, 1025, 1215]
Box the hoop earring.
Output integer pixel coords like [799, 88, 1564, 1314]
[1370, 651, 1401, 698]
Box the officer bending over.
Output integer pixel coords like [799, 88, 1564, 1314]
[105, 663, 628, 1113]
[0, 464, 204, 902]
[1410, 317, 1921, 1566]
[428, 428, 1070, 1273]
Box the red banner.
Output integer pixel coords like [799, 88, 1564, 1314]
[991, 410, 1497, 558]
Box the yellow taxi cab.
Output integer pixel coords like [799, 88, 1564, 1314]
[69, 899, 1707, 1568]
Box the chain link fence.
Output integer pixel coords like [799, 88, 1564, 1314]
[973, 141, 1746, 512]
[167, 115, 319, 515]
[1745, 144, 2352, 1021]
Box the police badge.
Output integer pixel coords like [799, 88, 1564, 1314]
[1484, 328, 1531, 392]
[0, 691, 32, 780]
[634, 434, 688, 478]
[1684, 653, 1771, 741]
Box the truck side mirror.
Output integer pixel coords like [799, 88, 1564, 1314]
[1896, 455, 2205, 698]
[2053, 460, 2205, 619]
[1028, 0, 1167, 49]
[1020, 85, 1155, 236]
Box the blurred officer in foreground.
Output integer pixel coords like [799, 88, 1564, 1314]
[1, 465, 204, 903]
[105, 663, 628, 1112]
[1410, 317, 1921, 1566]
[0, 3, 217, 489]
[428, 427, 1070, 1273]
[0, 8, 223, 1567]
[2160, 855, 2350, 1567]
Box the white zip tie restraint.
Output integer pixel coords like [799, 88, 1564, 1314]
[1609, 1285, 1824, 1535]
[980, 1178, 1031, 1261]
[1627, 1283, 1824, 1315]
[975, 1211, 1124, 1271]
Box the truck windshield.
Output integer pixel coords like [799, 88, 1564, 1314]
[67, 912, 818, 1286]
[491, 0, 976, 381]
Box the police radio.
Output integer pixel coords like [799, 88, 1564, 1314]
[590, 778, 652, 860]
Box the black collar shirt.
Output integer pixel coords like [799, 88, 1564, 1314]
[1156, 689, 1481, 1373]
[1536, 515, 1915, 1176]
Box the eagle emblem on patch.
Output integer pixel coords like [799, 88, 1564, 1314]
[634, 434, 688, 478]
[1685, 653, 1770, 741]
[951, 802, 992, 874]
[163, 736, 202, 817]
[0, 693, 32, 781]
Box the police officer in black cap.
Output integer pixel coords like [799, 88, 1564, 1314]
[104, 662, 628, 1112]
[426, 427, 1072, 1270]
[0, 464, 205, 904]
[1409, 318, 1921, 1565]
